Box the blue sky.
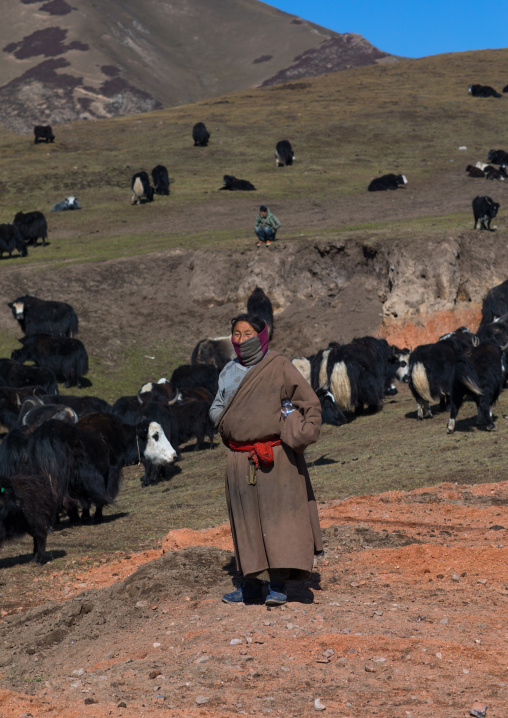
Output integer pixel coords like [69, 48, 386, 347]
[265, 1, 507, 58]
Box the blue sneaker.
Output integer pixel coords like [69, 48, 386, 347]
[265, 581, 287, 606]
[222, 581, 263, 604]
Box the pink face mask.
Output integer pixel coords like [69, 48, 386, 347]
[231, 323, 270, 366]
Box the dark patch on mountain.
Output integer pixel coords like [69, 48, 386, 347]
[3, 27, 88, 59]
[262, 34, 395, 86]
[40, 0, 73, 16]
[101, 65, 120, 78]
[253, 55, 273, 64]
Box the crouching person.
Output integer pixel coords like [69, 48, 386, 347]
[254, 205, 280, 246]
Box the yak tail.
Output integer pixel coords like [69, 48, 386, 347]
[292, 357, 311, 385]
[329, 361, 352, 412]
[410, 362, 434, 403]
[461, 375, 484, 396]
[456, 359, 484, 396]
[318, 348, 332, 388]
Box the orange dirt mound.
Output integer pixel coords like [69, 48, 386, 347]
[381, 306, 482, 348]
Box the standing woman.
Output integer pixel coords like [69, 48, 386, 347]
[210, 313, 323, 606]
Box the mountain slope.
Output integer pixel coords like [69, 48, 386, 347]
[0, 0, 397, 133]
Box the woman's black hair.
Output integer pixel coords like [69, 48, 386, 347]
[230, 313, 266, 334]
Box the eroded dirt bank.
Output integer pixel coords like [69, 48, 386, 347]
[1, 482, 508, 718]
[0, 231, 501, 363]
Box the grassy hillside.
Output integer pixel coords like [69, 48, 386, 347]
[1, 49, 506, 235]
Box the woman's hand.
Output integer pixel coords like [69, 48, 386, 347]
[281, 398, 296, 419]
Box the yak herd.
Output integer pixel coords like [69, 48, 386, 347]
[291, 279, 508, 439]
[0, 287, 273, 564]
[366, 82, 507, 227]
[0, 211, 48, 260]
[130, 125, 294, 201]
[2, 278, 508, 565]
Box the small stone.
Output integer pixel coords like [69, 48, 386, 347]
[155, 694, 165, 701]
[477, 579, 487, 585]
[195, 655, 210, 664]
[196, 695, 210, 705]
[72, 669, 85, 676]
[365, 663, 376, 672]
[230, 638, 242, 645]
[149, 670, 161, 679]
[314, 698, 326, 711]
[118, 702, 127, 708]
[372, 656, 386, 663]
[451, 574, 460, 582]
[436, 574, 444, 579]
[286, 623, 294, 630]
[440, 618, 448, 624]
[153, 642, 161, 648]
[84, 698, 97, 705]
[135, 600, 148, 608]
[469, 703, 487, 718]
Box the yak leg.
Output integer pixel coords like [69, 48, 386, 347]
[93, 505, 104, 524]
[31, 533, 49, 564]
[447, 386, 465, 434]
[477, 397, 495, 431]
[417, 399, 433, 419]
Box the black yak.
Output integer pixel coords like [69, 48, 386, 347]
[151, 165, 170, 195]
[8, 295, 78, 337]
[220, 175, 256, 191]
[192, 122, 210, 147]
[0, 359, 58, 394]
[33, 125, 55, 144]
[11, 335, 88, 388]
[0, 473, 57, 563]
[275, 140, 295, 167]
[247, 287, 274, 339]
[13, 211, 48, 247]
[472, 195, 499, 231]
[368, 174, 407, 191]
[131, 171, 154, 204]
[0, 224, 27, 259]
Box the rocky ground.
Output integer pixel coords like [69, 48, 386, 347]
[1, 480, 507, 718]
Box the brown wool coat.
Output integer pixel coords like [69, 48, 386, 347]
[217, 351, 323, 579]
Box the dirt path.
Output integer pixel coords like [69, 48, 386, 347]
[1, 480, 507, 717]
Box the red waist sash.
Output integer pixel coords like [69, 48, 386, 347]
[228, 438, 281, 469]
